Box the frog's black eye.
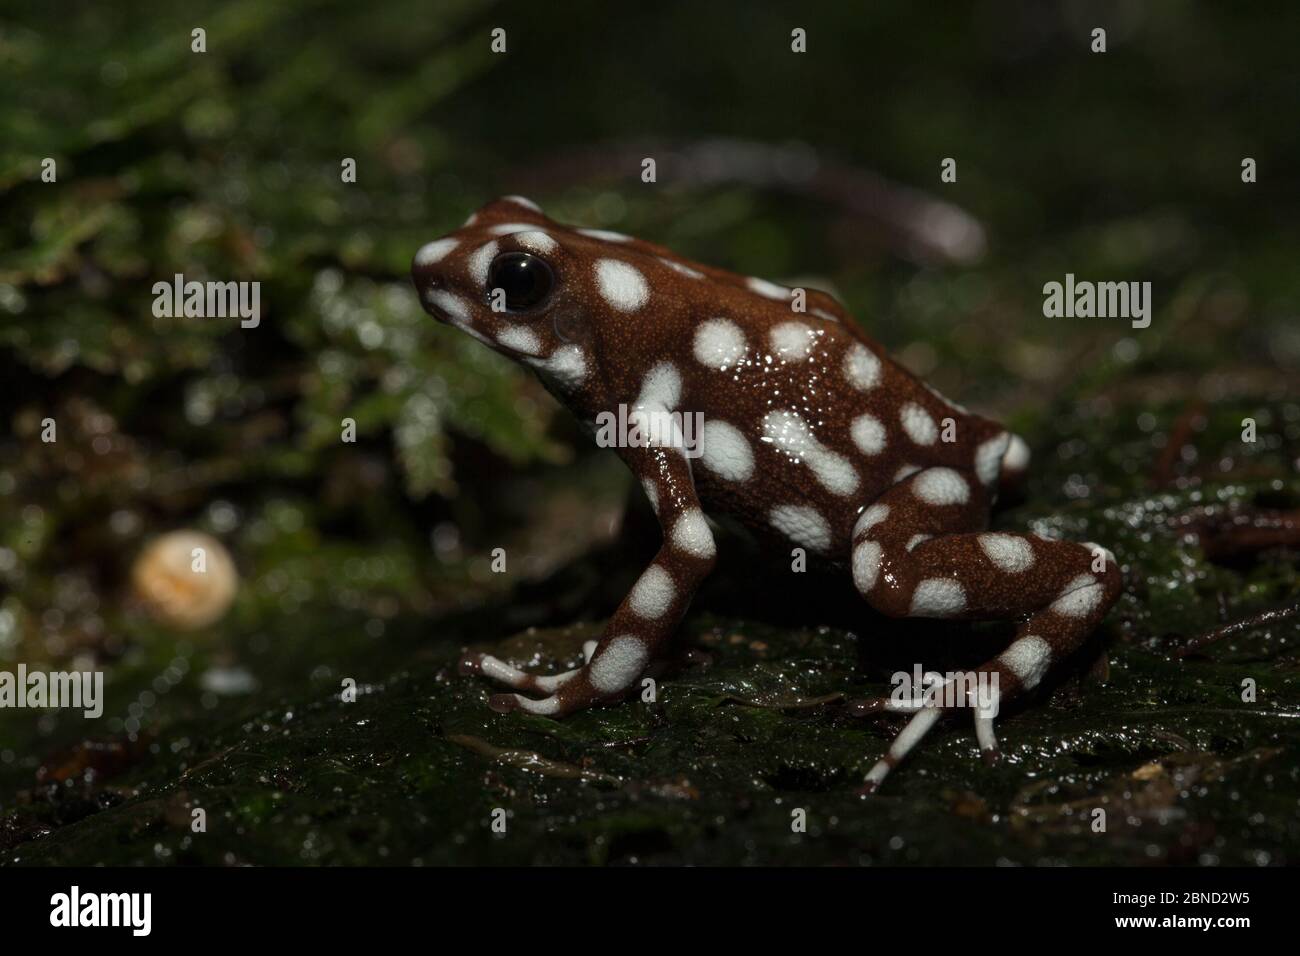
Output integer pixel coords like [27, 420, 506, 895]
[487, 252, 554, 312]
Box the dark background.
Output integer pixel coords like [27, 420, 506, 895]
[0, 0, 1297, 864]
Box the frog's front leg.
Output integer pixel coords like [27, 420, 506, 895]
[466, 423, 716, 717]
[848, 466, 1122, 793]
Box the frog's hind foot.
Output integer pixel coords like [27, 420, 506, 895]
[458, 640, 597, 697]
[849, 679, 1001, 796]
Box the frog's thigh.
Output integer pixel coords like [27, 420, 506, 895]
[848, 466, 1122, 791]
[851, 466, 1113, 622]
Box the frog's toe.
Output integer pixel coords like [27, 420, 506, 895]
[846, 694, 928, 717]
[860, 705, 946, 792]
[461, 642, 598, 695]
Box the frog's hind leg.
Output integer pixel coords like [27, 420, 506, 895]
[847, 465, 1121, 794]
[458, 641, 598, 695]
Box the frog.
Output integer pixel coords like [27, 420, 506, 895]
[411, 195, 1122, 793]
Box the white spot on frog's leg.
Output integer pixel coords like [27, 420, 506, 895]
[660, 257, 703, 279]
[999, 635, 1052, 690]
[524, 344, 588, 390]
[746, 276, 789, 300]
[629, 565, 675, 618]
[978, 533, 1034, 573]
[975, 432, 1012, 486]
[502, 195, 541, 212]
[769, 504, 831, 553]
[693, 319, 747, 370]
[513, 230, 557, 254]
[578, 228, 631, 242]
[811, 307, 839, 323]
[468, 240, 499, 285]
[587, 635, 649, 694]
[671, 510, 715, 559]
[852, 540, 883, 592]
[863, 705, 944, 791]
[1050, 574, 1104, 618]
[595, 259, 649, 311]
[853, 503, 889, 539]
[850, 414, 886, 455]
[906, 534, 931, 552]
[641, 478, 659, 514]
[844, 344, 882, 391]
[769, 322, 817, 361]
[637, 362, 682, 411]
[699, 420, 754, 482]
[910, 578, 967, 617]
[1002, 434, 1031, 472]
[495, 326, 543, 356]
[913, 467, 970, 506]
[414, 238, 458, 267]
[900, 403, 938, 446]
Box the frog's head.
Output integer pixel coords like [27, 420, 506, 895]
[412, 195, 621, 391]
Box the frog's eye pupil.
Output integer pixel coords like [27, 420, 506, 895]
[487, 252, 553, 311]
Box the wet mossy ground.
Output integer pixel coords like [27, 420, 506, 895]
[3, 398, 1298, 866]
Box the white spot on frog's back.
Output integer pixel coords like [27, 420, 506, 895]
[912, 467, 969, 506]
[978, 533, 1034, 573]
[850, 413, 886, 455]
[900, 402, 938, 446]
[414, 238, 458, 267]
[595, 259, 649, 311]
[699, 420, 754, 482]
[693, 319, 747, 370]
[761, 410, 858, 496]
[468, 240, 499, 285]
[588, 635, 648, 693]
[844, 344, 882, 391]
[746, 276, 790, 301]
[769, 504, 832, 553]
[769, 322, 817, 361]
